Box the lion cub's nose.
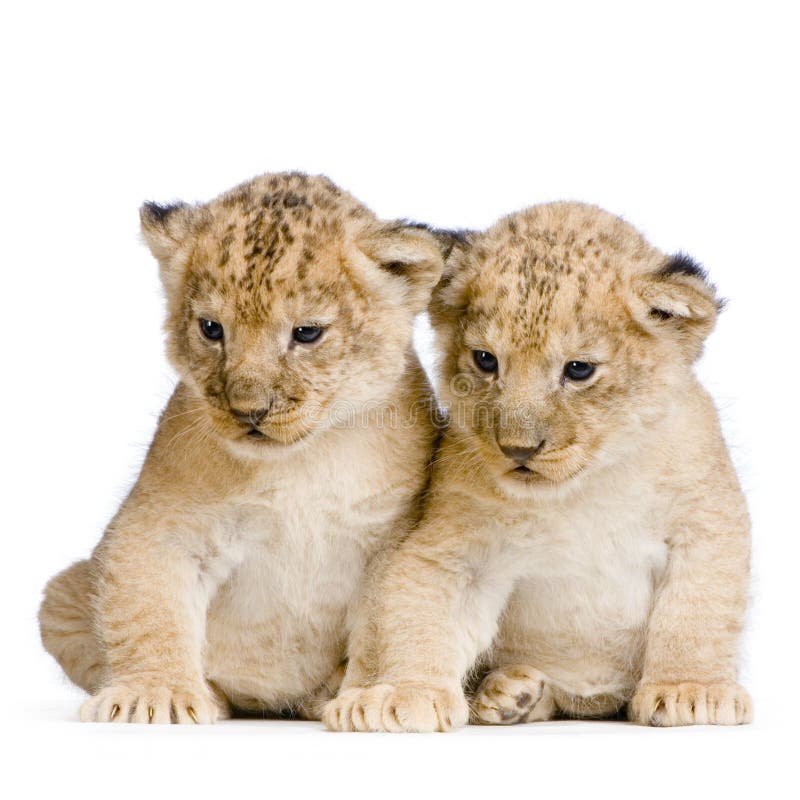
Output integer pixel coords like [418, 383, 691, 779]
[230, 406, 271, 426]
[499, 441, 545, 464]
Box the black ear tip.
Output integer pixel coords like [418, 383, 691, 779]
[437, 228, 472, 246]
[660, 252, 709, 282]
[429, 228, 473, 260]
[401, 219, 433, 232]
[141, 201, 183, 225]
[377, 219, 471, 261]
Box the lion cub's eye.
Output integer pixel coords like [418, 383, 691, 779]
[199, 319, 224, 341]
[564, 361, 595, 381]
[473, 350, 499, 373]
[292, 326, 324, 344]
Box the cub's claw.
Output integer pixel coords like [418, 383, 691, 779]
[323, 684, 469, 732]
[79, 682, 226, 724]
[630, 682, 752, 726]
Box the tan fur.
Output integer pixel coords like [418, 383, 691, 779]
[39, 172, 445, 723]
[324, 202, 751, 731]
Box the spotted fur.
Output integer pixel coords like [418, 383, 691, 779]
[39, 172, 445, 723]
[325, 202, 751, 732]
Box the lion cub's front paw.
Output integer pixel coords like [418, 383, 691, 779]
[323, 684, 469, 732]
[80, 681, 224, 724]
[472, 665, 557, 724]
[630, 682, 752, 726]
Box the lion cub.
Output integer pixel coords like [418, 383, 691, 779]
[324, 202, 752, 731]
[39, 172, 445, 723]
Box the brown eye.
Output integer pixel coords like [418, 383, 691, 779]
[473, 350, 498, 373]
[292, 326, 324, 344]
[200, 319, 223, 341]
[564, 361, 595, 381]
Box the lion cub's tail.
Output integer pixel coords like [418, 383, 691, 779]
[39, 560, 106, 693]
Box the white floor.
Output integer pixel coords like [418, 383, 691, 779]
[7, 690, 790, 800]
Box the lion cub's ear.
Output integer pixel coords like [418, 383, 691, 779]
[632, 253, 723, 360]
[428, 231, 475, 326]
[356, 222, 448, 313]
[140, 201, 201, 293]
[140, 201, 196, 260]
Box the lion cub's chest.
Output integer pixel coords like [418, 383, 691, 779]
[515, 499, 668, 625]
[214, 471, 391, 622]
[203, 453, 413, 708]
[496, 473, 670, 693]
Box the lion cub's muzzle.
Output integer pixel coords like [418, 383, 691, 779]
[498, 440, 546, 466]
[230, 405, 271, 429]
[495, 436, 554, 483]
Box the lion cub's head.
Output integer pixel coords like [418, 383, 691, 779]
[141, 172, 443, 456]
[431, 202, 721, 497]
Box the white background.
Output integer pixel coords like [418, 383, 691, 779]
[2, 1, 798, 797]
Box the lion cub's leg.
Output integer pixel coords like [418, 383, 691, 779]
[39, 560, 107, 694]
[473, 666, 627, 724]
[472, 665, 557, 724]
[628, 450, 752, 727]
[630, 682, 752, 727]
[294, 661, 348, 721]
[551, 688, 625, 720]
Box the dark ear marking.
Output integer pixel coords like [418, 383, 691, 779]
[378, 218, 429, 234]
[370, 220, 422, 279]
[633, 251, 723, 360]
[356, 219, 445, 312]
[377, 226, 469, 275]
[649, 307, 674, 321]
[378, 220, 472, 262]
[140, 199, 197, 274]
[381, 260, 411, 275]
[653, 252, 726, 315]
[432, 228, 473, 261]
[658, 252, 708, 282]
[140, 201, 187, 225]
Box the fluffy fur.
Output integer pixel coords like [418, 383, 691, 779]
[324, 202, 752, 731]
[39, 172, 444, 723]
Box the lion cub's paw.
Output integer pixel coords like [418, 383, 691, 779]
[323, 684, 469, 732]
[630, 682, 752, 726]
[472, 665, 557, 724]
[79, 681, 225, 724]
